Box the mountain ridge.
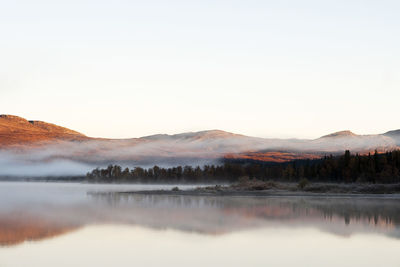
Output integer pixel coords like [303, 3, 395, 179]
[0, 115, 399, 167]
[384, 129, 400, 137]
[320, 130, 358, 138]
[2, 114, 398, 144]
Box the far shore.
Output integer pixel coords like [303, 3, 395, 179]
[112, 189, 400, 199]
[2, 177, 400, 197]
[101, 179, 400, 197]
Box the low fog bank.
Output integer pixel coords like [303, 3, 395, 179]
[0, 155, 92, 177]
[0, 132, 398, 177]
[0, 147, 220, 177]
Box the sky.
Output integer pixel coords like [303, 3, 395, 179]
[1, 0, 399, 139]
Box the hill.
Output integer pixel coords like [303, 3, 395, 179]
[0, 115, 399, 176]
[0, 115, 88, 146]
[320, 130, 358, 138]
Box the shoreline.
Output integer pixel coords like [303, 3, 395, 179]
[107, 180, 400, 198]
[102, 189, 400, 199]
[2, 179, 400, 198]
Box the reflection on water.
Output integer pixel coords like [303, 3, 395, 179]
[89, 193, 400, 238]
[0, 182, 400, 266]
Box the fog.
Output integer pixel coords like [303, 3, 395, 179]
[0, 156, 92, 177]
[0, 131, 398, 177]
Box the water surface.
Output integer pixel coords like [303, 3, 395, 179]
[0, 182, 399, 267]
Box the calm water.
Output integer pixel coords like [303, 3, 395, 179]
[0, 182, 400, 267]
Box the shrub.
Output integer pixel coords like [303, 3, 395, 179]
[298, 178, 310, 190]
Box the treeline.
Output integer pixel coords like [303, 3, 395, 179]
[86, 150, 400, 184]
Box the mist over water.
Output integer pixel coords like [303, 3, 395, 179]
[0, 131, 398, 177]
[0, 182, 400, 266]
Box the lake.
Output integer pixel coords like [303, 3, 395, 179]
[0, 182, 399, 267]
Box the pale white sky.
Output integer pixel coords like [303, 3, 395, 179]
[1, 0, 399, 139]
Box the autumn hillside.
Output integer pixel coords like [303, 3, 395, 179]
[0, 115, 88, 147]
[0, 114, 399, 166]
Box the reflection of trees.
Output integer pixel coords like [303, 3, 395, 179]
[91, 193, 400, 229]
[91, 193, 225, 209]
[2, 194, 400, 247]
[307, 198, 400, 227]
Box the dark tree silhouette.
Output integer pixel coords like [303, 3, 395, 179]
[86, 150, 400, 184]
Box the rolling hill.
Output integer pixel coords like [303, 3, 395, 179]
[0, 114, 399, 176]
[0, 115, 89, 147]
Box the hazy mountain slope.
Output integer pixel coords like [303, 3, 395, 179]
[308, 131, 397, 153]
[0, 115, 399, 176]
[384, 130, 400, 145]
[320, 130, 358, 138]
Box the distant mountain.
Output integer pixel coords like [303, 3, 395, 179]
[320, 130, 358, 138]
[384, 130, 400, 145]
[0, 114, 399, 176]
[141, 130, 241, 141]
[312, 129, 396, 153]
